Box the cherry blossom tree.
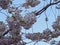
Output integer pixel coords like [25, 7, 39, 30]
[0, 0, 60, 45]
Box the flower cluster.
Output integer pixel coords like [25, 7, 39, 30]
[25, 28, 60, 41]
[52, 16, 60, 30]
[26, 33, 42, 41]
[6, 9, 36, 44]
[51, 30, 60, 38]
[25, 29, 52, 41]
[6, 16, 21, 39]
[23, 12, 36, 29]
[8, 7, 22, 14]
[7, 9, 36, 29]
[0, 0, 11, 9]
[6, 8, 22, 38]
[22, 0, 40, 8]
[0, 36, 21, 45]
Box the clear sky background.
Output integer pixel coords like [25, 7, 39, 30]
[0, 0, 60, 45]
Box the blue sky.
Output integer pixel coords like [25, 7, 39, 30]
[0, 0, 60, 45]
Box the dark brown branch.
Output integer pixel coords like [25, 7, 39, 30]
[0, 29, 11, 38]
[36, 1, 60, 16]
[2, 29, 11, 36]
